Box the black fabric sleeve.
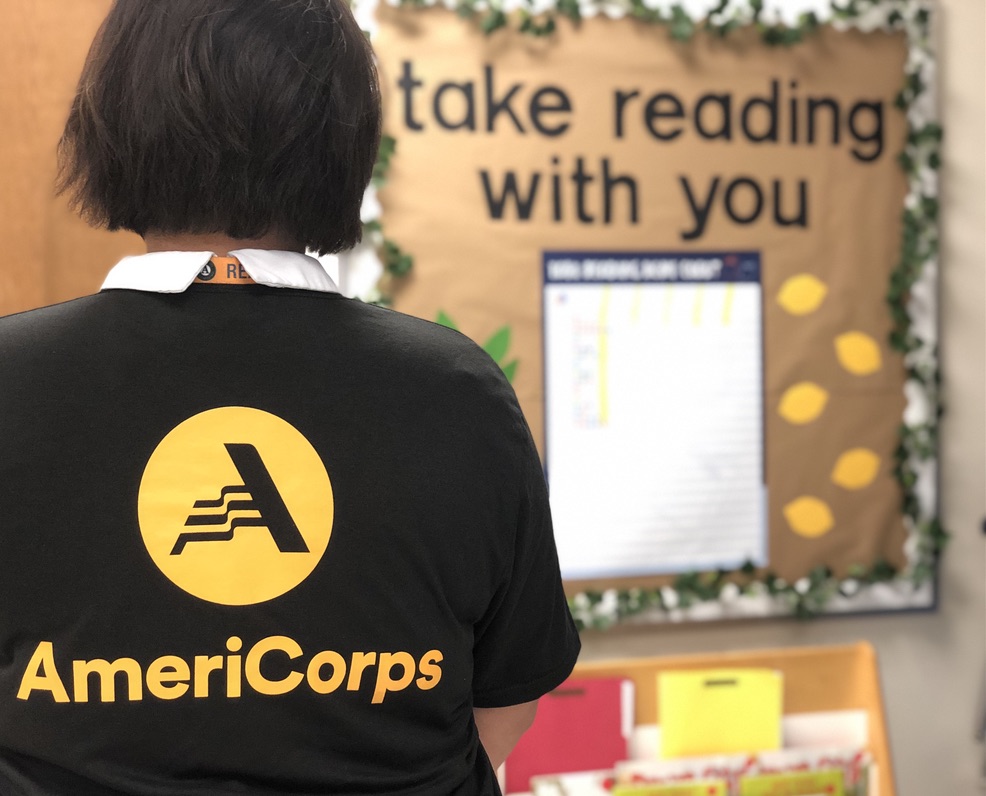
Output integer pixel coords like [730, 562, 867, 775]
[471, 397, 581, 709]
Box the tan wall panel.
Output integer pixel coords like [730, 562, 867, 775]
[0, 0, 142, 317]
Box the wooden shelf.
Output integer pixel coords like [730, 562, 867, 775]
[574, 642, 895, 796]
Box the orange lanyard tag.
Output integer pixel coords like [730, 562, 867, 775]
[194, 256, 256, 285]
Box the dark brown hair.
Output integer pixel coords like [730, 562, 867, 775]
[58, 0, 380, 255]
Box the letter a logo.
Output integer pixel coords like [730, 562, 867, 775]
[173, 444, 310, 555]
[138, 407, 334, 605]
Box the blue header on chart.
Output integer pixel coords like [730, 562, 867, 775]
[543, 251, 761, 285]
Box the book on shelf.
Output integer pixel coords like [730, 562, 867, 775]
[505, 676, 635, 794]
[612, 781, 729, 796]
[738, 769, 844, 796]
[529, 771, 728, 796]
[616, 747, 871, 796]
[659, 669, 783, 759]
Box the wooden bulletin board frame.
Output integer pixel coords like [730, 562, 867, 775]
[351, 0, 943, 627]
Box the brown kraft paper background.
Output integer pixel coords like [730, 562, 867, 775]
[373, 8, 910, 588]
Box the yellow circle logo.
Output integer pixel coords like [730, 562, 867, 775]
[138, 407, 334, 605]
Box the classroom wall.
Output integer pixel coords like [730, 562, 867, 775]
[0, 1, 981, 792]
[0, 0, 144, 317]
[578, 3, 986, 792]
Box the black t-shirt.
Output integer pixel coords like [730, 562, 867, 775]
[0, 285, 580, 795]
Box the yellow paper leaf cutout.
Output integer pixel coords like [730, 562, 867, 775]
[835, 331, 882, 375]
[783, 497, 834, 538]
[832, 448, 882, 490]
[777, 274, 828, 316]
[777, 382, 829, 425]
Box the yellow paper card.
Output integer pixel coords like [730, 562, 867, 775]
[658, 669, 782, 758]
[612, 783, 728, 796]
[739, 769, 844, 796]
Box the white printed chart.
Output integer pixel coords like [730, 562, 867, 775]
[543, 252, 766, 580]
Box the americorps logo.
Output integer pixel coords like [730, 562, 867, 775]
[15, 410, 448, 705]
[137, 407, 334, 605]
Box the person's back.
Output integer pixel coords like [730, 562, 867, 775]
[0, 2, 579, 793]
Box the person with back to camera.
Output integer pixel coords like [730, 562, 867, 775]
[0, 1, 581, 793]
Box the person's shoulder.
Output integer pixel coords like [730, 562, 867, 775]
[348, 302, 522, 418]
[0, 294, 111, 350]
[348, 302, 504, 377]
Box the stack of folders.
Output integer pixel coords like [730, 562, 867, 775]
[506, 670, 875, 796]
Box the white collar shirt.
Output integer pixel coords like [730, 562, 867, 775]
[100, 249, 339, 294]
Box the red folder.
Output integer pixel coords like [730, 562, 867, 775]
[504, 677, 634, 794]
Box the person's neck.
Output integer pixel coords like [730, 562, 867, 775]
[143, 231, 304, 256]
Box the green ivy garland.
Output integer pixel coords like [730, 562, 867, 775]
[361, 0, 944, 629]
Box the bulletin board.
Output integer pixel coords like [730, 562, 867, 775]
[359, 0, 943, 626]
[0, 0, 942, 628]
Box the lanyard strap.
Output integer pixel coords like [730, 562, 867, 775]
[194, 256, 257, 285]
